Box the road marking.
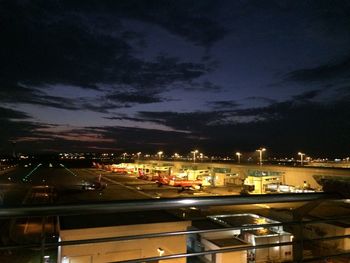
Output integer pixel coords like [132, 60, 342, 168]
[60, 164, 77, 177]
[22, 163, 42, 182]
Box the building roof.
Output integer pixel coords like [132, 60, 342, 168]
[209, 214, 278, 228]
[60, 210, 186, 230]
[248, 170, 284, 177]
[192, 219, 225, 230]
[244, 229, 277, 236]
[208, 238, 248, 248]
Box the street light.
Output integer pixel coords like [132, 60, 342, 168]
[256, 148, 266, 166]
[236, 152, 241, 163]
[157, 151, 163, 160]
[298, 152, 305, 166]
[191, 150, 198, 163]
[122, 152, 127, 161]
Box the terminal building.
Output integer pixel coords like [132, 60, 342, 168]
[244, 170, 285, 194]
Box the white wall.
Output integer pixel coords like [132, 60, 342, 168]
[60, 221, 191, 263]
[201, 238, 247, 263]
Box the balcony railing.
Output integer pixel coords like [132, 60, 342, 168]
[1, 192, 349, 263]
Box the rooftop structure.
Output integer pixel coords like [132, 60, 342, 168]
[59, 211, 191, 263]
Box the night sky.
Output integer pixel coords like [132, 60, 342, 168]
[1, 0, 350, 157]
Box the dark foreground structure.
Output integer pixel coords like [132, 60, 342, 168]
[1, 192, 350, 263]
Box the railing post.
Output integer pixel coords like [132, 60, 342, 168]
[292, 220, 304, 262]
[40, 216, 47, 263]
[292, 200, 323, 262]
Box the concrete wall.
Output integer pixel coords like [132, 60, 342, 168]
[60, 221, 191, 263]
[138, 160, 350, 189]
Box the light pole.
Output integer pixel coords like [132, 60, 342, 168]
[157, 151, 163, 160]
[122, 152, 127, 161]
[256, 148, 266, 166]
[191, 150, 198, 163]
[298, 152, 305, 166]
[236, 152, 241, 163]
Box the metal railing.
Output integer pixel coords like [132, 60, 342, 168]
[0, 192, 336, 217]
[1, 192, 350, 263]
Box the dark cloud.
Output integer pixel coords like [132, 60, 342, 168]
[2, 93, 349, 156]
[245, 97, 276, 105]
[138, 111, 222, 132]
[107, 92, 163, 104]
[0, 82, 169, 113]
[1, 1, 350, 157]
[86, 125, 196, 153]
[0, 83, 82, 111]
[310, 0, 350, 37]
[227, 97, 350, 156]
[336, 86, 350, 98]
[0, 106, 50, 152]
[104, 115, 163, 124]
[138, 90, 329, 132]
[79, 90, 167, 113]
[292, 90, 322, 101]
[63, 0, 226, 46]
[208, 100, 240, 110]
[0, 1, 212, 112]
[1, 2, 129, 88]
[131, 92, 350, 156]
[20, 125, 196, 153]
[122, 56, 209, 90]
[0, 106, 30, 120]
[286, 57, 350, 83]
[225, 0, 350, 39]
[105, 116, 142, 122]
[185, 81, 222, 92]
[79, 102, 123, 114]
